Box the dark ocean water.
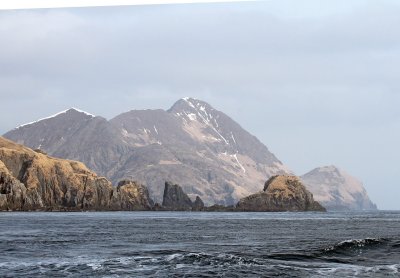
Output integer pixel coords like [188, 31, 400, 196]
[0, 211, 399, 277]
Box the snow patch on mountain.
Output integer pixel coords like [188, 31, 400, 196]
[187, 113, 197, 121]
[174, 98, 232, 146]
[232, 153, 246, 173]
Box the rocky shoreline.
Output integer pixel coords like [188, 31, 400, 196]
[0, 137, 325, 212]
[157, 177, 325, 212]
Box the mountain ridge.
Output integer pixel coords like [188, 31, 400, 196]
[301, 165, 377, 211]
[14, 108, 95, 130]
[4, 98, 376, 210]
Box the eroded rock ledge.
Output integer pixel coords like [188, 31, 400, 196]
[236, 175, 326, 212]
[0, 137, 152, 211]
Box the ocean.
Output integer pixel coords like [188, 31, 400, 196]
[0, 211, 399, 277]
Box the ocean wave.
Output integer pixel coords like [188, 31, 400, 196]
[1, 250, 399, 277]
[265, 237, 399, 267]
[161, 251, 263, 267]
[322, 237, 387, 254]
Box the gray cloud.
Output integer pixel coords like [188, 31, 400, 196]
[1, 0, 400, 208]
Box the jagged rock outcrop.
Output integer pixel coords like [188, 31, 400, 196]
[161, 181, 204, 211]
[301, 166, 377, 211]
[111, 180, 154, 210]
[192, 196, 205, 211]
[0, 160, 27, 210]
[0, 137, 153, 211]
[236, 175, 326, 212]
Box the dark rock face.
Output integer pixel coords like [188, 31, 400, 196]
[0, 137, 153, 211]
[161, 181, 204, 211]
[236, 175, 326, 212]
[263, 176, 278, 191]
[192, 196, 205, 211]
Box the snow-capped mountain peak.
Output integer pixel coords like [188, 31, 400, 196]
[68, 107, 95, 117]
[170, 98, 216, 118]
[169, 98, 230, 145]
[15, 108, 94, 130]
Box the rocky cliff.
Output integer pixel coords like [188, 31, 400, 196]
[301, 166, 377, 211]
[0, 137, 153, 211]
[236, 175, 326, 212]
[161, 181, 204, 211]
[112, 180, 154, 210]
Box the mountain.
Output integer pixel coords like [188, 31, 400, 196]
[236, 175, 326, 212]
[5, 108, 132, 179]
[0, 136, 153, 211]
[301, 166, 377, 211]
[109, 98, 290, 204]
[4, 99, 376, 210]
[4, 99, 290, 205]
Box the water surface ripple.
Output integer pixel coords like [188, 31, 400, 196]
[0, 211, 399, 277]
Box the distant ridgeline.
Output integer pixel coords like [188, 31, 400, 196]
[3, 98, 376, 211]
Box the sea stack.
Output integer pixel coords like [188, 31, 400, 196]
[236, 175, 326, 212]
[162, 181, 204, 211]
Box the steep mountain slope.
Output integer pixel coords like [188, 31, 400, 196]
[7, 108, 96, 154]
[301, 166, 377, 211]
[0, 137, 153, 211]
[109, 98, 290, 204]
[4, 99, 290, 205]
[168, 98, 284, 170]
[5, 108, 132, 179]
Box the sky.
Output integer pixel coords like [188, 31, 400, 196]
[0, 0, 400, 209]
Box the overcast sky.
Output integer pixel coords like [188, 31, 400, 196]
[1, 0, 400, 209]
